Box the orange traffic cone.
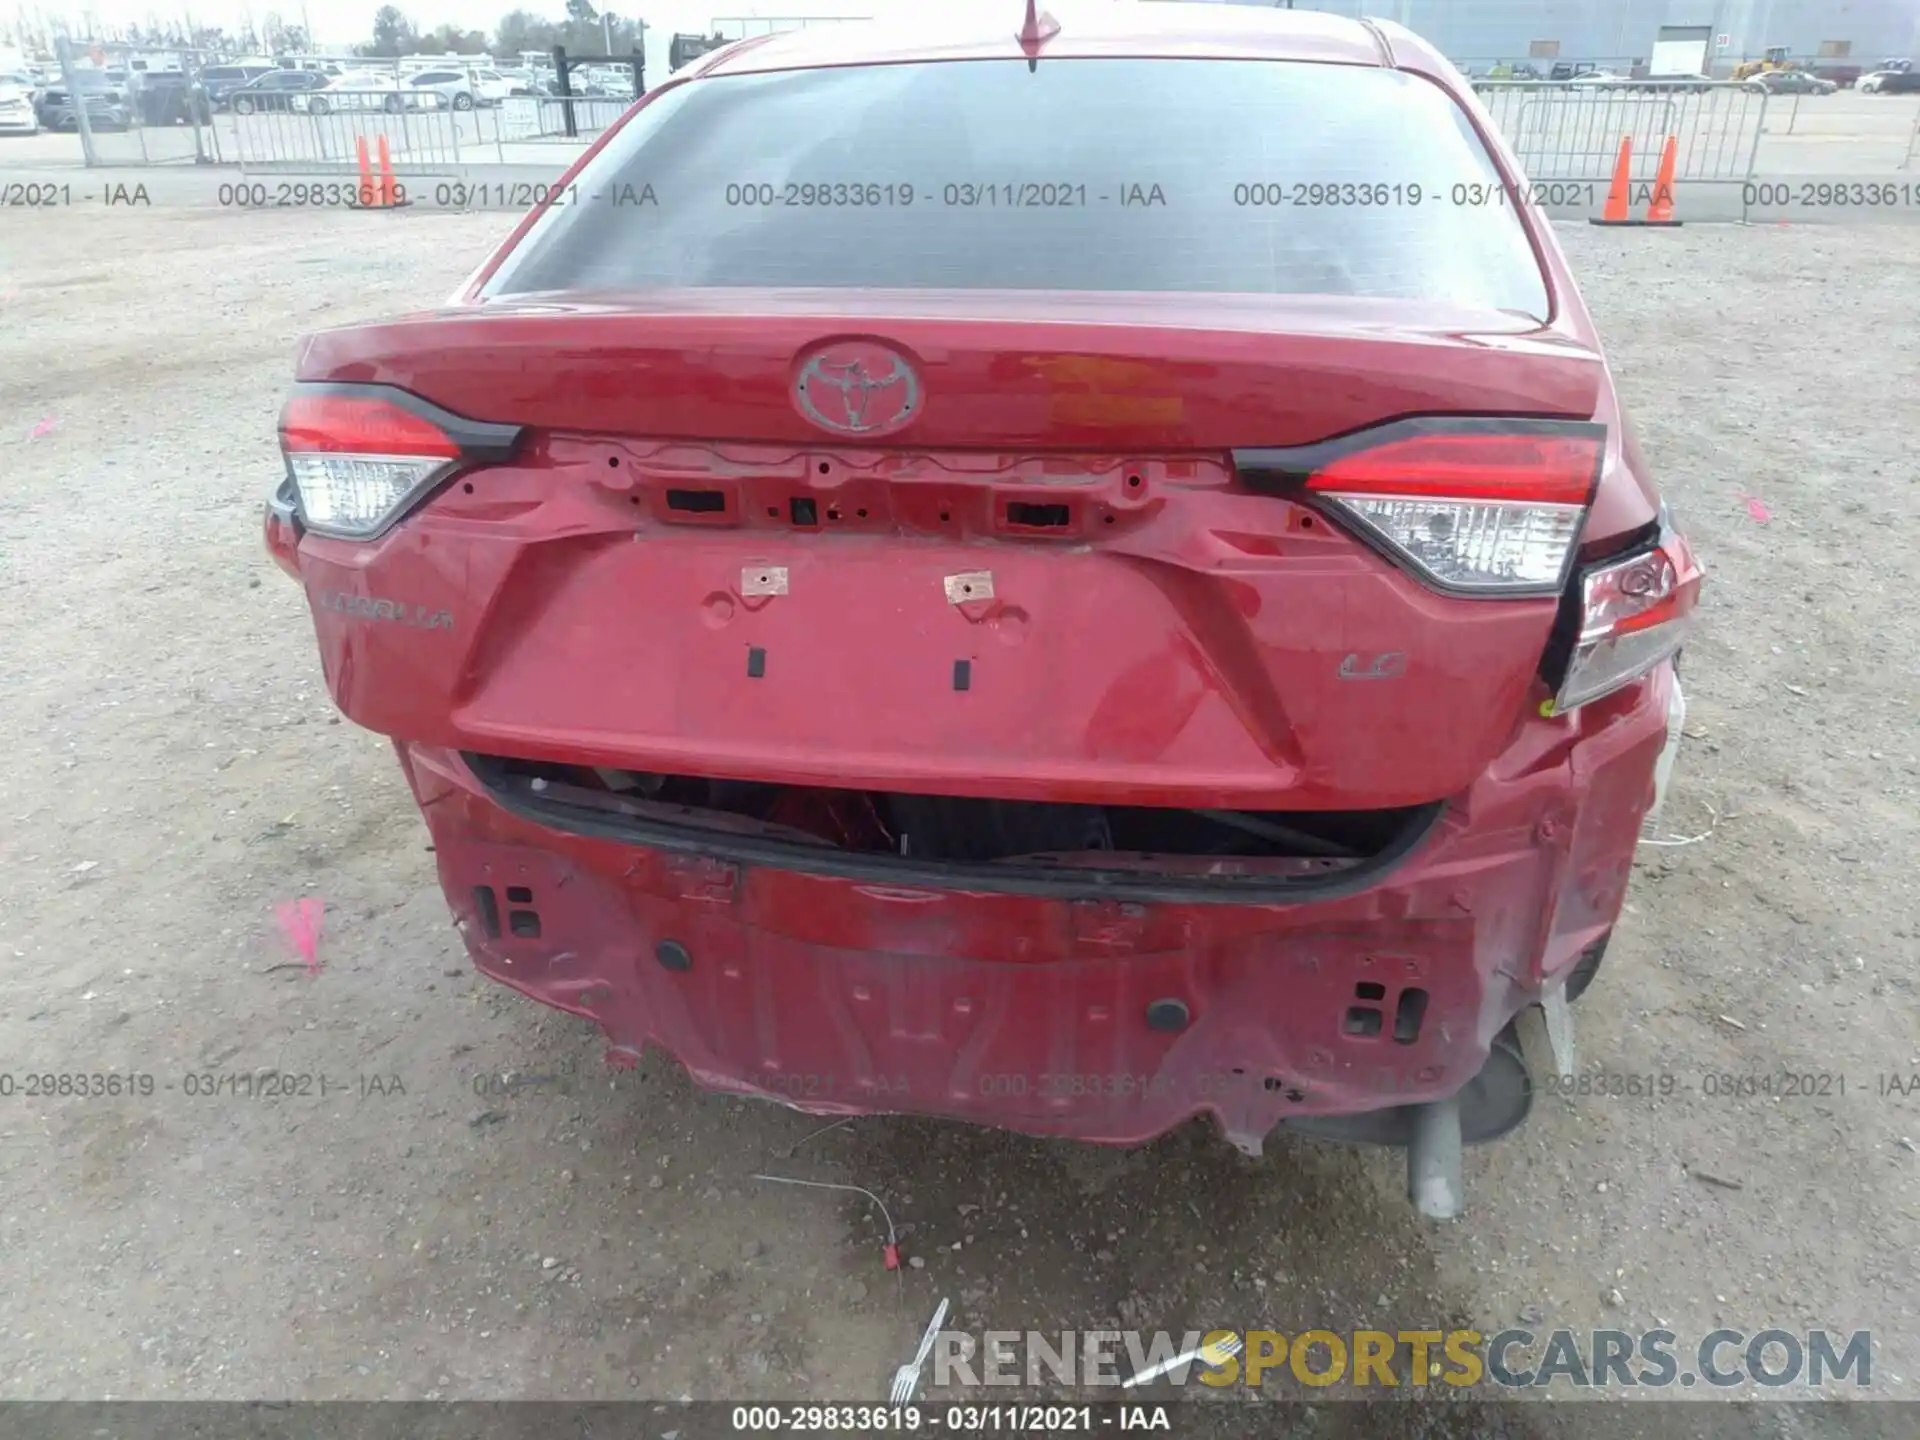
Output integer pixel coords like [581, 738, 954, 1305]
[1642, 134, 1682, 226]
[375, 134, 406, 208]
[1590, 135, 1633, 225]
[354, 135, 378, 207]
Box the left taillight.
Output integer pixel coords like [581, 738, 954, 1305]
[275, 383, 522, 541]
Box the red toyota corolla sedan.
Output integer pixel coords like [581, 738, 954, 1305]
[266, 3, 1701, 1217]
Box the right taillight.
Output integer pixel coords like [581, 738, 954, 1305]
[1296, 423, 1605, 596]
[1552, 525, 1704, 712]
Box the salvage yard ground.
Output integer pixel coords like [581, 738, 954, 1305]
[0, 206, 1916, 1440]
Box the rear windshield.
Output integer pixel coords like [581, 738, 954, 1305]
[486, 57, 1550, 315]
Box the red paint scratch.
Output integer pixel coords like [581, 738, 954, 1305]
[275, 897, 325, 976]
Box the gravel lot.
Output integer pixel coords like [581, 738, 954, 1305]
[0, 206, 1916, 1438]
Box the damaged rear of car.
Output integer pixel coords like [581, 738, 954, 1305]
[265, 8, 1701, 1217]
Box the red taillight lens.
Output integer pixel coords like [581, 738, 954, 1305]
[1301, 427, 1604, 595]
[1304, 431, 1604, 506]
[280, 394, 462, 458]
[1554, 528, 1704, 712]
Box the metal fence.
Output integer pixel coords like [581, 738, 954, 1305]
[496, 95, 633, 142]
[45, 47, 1920, 194]
[223, 92, 461, 172]
[50, 37, 220, 166]
[219, 95, 633, 176]
[1474, 80, 1769, 184]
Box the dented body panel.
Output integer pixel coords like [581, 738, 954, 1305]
[395, 659, 1666, 1153]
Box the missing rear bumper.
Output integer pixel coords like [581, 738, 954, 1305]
[461, 751, 1447, 905]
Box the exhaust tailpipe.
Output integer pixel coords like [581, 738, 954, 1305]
[1407, 1093, 1464, 1220]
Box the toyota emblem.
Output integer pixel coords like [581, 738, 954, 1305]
[793, 341, 922, 437]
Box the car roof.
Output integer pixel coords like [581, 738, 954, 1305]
[691, 2, 1399, 80]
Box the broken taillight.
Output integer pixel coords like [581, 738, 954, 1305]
[1552, 523, 1703, 712]
[1302, 425, 1604, 595]
[276, 384, 521, 540]
[264, 477, 302, 578]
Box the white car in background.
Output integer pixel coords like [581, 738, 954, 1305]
[406, 66, 515, 110]
[0, 72, 37, 133]
[495, 67, 545, 96]
[294, 71, 447, 115]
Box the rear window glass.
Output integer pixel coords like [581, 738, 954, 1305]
[486, 57, 1549, 315]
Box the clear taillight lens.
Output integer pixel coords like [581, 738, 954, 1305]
[1554, 529, 1704, 712]
[276, 388, 518, 541]
[1318, 495, 1587, 591]
[1304, 427, 1604, 596]
[280, 392, 460, 539]
[284, 452, 451, 537]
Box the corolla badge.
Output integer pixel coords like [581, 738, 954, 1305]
[1338, 651, 1409, 680]
[793, 341, 921, 436]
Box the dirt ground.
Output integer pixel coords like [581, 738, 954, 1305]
[0, 205, 1916, 1438]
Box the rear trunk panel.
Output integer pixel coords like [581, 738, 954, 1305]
[296, 293, 1600, 450]
[295, 300, 1604, 810]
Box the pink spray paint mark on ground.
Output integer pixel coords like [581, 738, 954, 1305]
[1738, 492, 1773, 524]
[26, 416, 58, 441]
[275, 898, 325, 976]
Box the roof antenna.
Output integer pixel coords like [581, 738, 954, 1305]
[1017, 0, 1060, 72]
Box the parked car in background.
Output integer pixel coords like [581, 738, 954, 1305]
[0, 74, 37, 134]
[294, 71, 447, 115]
[1858, 66, 1920, 94]
[405, 68, 477, 110]
[1564, 68, 1628, 88]
[226, 68, 328, 113]
[469, 68, 517, 104]
[131, 68, 212, 124]
[405, 66, 514, 110]
[199, 62, 279, 108]
[1745, 68, 1836, 95]
[1642, 72, 1714, 93]
[35, 70, 131, 131]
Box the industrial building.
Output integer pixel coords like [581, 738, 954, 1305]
[1179, 0, 1920, 73]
